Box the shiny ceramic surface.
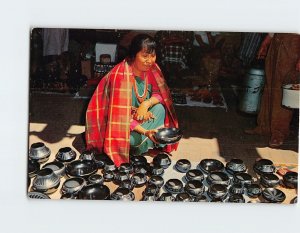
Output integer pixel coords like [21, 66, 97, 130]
[42, 161, 65, 177]
[207, 171, 231, 186]
[154, 128, 183, 144]
[185, 169, 204, 182]
[61, 177, 86, 195]
[175, 159, 191, 173]
[153, 152, 172, 169]
[262, 188, 286, 203]
[66, 160, 98, 179]
[225, 159, 247, 174]
[197, 159, 224, 174]
[164, 179, 184, 194]
[55, 147, 76, 163]
[78, 184, 110, 200]
[32, 168, 60, 194]
[29, 142, 51, 163]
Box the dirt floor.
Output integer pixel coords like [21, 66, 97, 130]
[28, 76, 299, 203]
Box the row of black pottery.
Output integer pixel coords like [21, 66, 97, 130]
[28, 142, 297, 203]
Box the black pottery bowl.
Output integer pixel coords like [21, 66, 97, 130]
[93, 154, 112, 169]
[130, 156, 147, 167]
[260, 173, 280, 188]
[104, 160, 117, 172]
[148, 175, 164, 189]
[113, 171, 130, 185]
[28, 159, 40, 178]
[193, 195, 208, 202]
[78, 184, 110, 200]
[233, 172, 253, 187]
[133, 164, 150, 175]
[131, 173, 147, 188]
[197, 159, 224, 174]
[55, 147, 76, 163]
[111, 187, 135, 201]
[175, 159, 191, 173]
[144, 183, 160, 196]
[150, 164, 164, 176]
[184, 180, 205, 197]
[119, 179, 134, 190]
[153, 152, 172, 169]
[103, 170, 114, 182]
[28, 191, 50, 199]
[229, 184, 245, 195]
[283, 171, 298, 189]
[29, 142, 51, 163]
[228, 194, 245, 203]
[207, 171, 231, 186]
[185, 169, 204, 182]
[79, 150, 95, 161]
[246, 184, 262, 198]
[164, 179, 183, 194]
[32, 168, 60, 194]
[119, 163, 133, 174]
[42, 161, 65, 177]
[175, 192, 192, 202]
[207, 184, 228, 201]
[142, 192, 158, 201]
[262, 188, 286, 203]
[158, 192, 175, 202]
[253, 159, 276, 175]
[66, 160, 98, 179]
[88, 174, 104, 185]
[61, 177, 86, 196]
[225, 159, 247, 174]
[154, 128, 182, 144]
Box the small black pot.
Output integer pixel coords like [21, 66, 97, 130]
[260, 173, 280, 188]
[153, 152, 172, 169]
[164, 179, 183, 194]
[185, 169, 204, 182]
[158, 192, 175, 202]
[283, 172, 298, 189]
[148, 175, 164, 189]
[175, 159, 191, 173]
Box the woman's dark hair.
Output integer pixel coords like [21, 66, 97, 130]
[128, 34, 156, 60]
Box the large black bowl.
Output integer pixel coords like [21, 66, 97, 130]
[154, 128, 182, 144]
[78, 184, 110, 200]
[207, 171, 231, 186]
[66, 160, 98, 179]
[253, 159, 276, 175]
[153, 152, 172, 169]
[197, 159, 224, 174]
[164, 179, 183, 194]
[262, 188, 286, 203]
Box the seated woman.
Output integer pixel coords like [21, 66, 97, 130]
[85, 34, 179, 167]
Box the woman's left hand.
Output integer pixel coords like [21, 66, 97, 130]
[145, 129, 159, 144]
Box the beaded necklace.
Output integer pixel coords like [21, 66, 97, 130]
[133, 73, 148, 103]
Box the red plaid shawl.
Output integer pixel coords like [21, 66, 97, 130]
[85, 60, 178, 167]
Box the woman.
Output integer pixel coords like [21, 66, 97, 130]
[245, 33, 300, 147]
[85, 34, 179, 166]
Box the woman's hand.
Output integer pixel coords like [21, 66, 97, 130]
[135, 101, 151, 121]
[144, 129, 159, 144]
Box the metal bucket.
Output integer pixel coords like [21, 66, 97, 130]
[239, 68, 265, 114]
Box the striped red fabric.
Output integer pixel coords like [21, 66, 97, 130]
[85, 60, 179, 167]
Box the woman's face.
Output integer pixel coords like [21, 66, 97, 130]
[133, 49, 156, 73]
